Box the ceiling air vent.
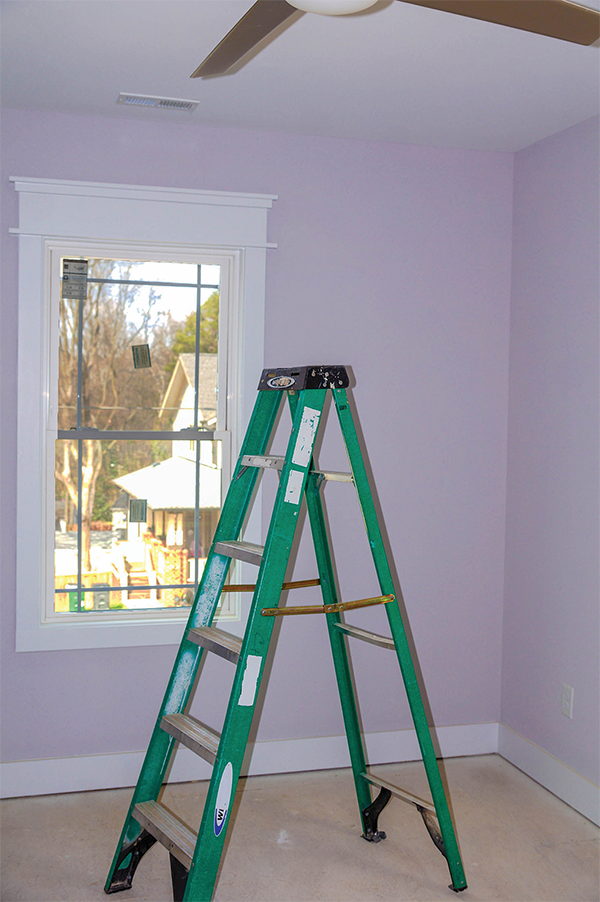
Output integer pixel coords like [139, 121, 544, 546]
[117, 93, 199, 113]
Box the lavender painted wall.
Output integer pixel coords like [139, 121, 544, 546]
[503, 116, 600, 783]
[1, 108, 512, 765]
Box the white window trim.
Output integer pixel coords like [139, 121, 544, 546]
[11, 177, 276, 652]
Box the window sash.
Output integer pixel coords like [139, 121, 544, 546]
[50, 431, 231, 624]
[46, 244, 233, 626]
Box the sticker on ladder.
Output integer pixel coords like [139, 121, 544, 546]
[214, 762, 233, 836]
[238, 655, 262, 706]
[284, 469, 304, 505]
[292, 407, 321, 467]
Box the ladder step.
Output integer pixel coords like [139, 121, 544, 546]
[241, 454, 285, 471]
[241, 457, 352, 482]
[214, 540, 264, 565]
[314, 470, 353, 482]
[188, 625, 242, 664]
[362, 773, 436, 814]
[161, 713, 221, 764]
[334, 622, 395, 650]
[133, 800, 196, 871]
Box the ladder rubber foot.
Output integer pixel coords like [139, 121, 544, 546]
[450, 885, 468, 893]
[362, 830, 387, 843]
[105, 829, 157, 893]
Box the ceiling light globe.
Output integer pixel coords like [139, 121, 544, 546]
[289, 0, 378, 15]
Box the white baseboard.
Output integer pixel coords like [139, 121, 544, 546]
[3, 723, 595, 828]
[498, 723, 600, 826]
[0, 722, 498, 799]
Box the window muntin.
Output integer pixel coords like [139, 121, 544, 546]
[52, 256, 227, 620]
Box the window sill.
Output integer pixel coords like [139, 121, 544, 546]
[17, 599, 240, 652]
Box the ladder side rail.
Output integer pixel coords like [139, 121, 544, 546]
[332, 388, 467, 892]
[106, 390, 284, 894]
[284, 391, 372, 822]
[183, 388, 329, 901]
[304, 471, 372, 821]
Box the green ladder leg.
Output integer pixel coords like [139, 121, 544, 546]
[291, 389, 466, 889]
[105, 389, 283, 895]
[305, 469, 374, 822]
[181, 387, 329, 900]
[287, 389, 372, 826]
[332, 387, 467, 892]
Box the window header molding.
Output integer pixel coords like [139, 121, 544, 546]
[10, 177, 278, 248]
[10, 176, 277, 208]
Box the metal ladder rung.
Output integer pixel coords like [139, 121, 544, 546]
[133, 800, 196, 871]
[334, 622, 395, 650]
[214, 540, 264, 565]
[161, 713, 220, 764]
[314, 470, 353, 482]
[362, 773, 436, 814]
[242, 457, 352, 483]
[241, 454, 285, 470]
[189, 626, 242, 664]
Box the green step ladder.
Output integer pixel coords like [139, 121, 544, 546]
[105, 365, 467, 901]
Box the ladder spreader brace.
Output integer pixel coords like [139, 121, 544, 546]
[261, 592, 394, 617]
[105, 364, 468, 901]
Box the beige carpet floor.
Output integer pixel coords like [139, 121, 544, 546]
[1, 754, 598, 902]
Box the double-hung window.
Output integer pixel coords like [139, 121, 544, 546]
[12, 178, 276, 651]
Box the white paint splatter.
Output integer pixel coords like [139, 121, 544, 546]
[164, 649, 196, 714]
[192, 557, 229, 627]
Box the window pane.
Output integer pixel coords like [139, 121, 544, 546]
[57, 294, 80, 431]
[199, 264, 220, 287]
[55, 254, 224, 616]
[58, 258, 221, 432]
[164, 276, 220, 430]
[54, 438, 222, 612]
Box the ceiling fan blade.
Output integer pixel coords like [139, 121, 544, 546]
[398, 0, 600, 45]
[191, 1, 299, 77]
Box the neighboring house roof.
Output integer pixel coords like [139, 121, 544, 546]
[159, 353, 217, 425]
[111, 490, 130, 512]
[115, 354, 220, 510]
[113, 456, 220, 510]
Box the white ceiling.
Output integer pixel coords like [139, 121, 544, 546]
[1, 0, 599, 152]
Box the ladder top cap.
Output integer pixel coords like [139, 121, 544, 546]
[258, 366, 349, 391]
